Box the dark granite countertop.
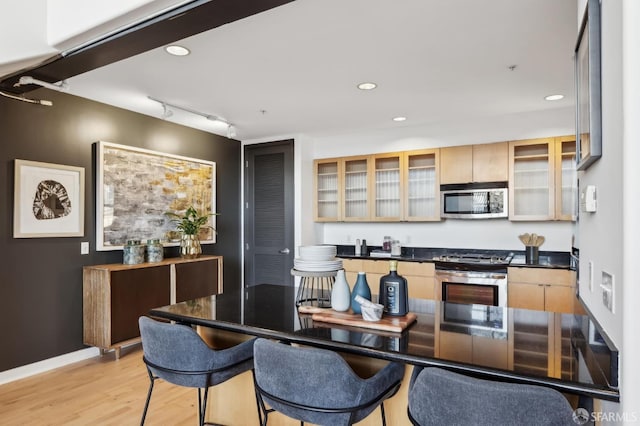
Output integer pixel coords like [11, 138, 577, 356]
[150, 284, 618, 402]
[335, 245, 572, 270]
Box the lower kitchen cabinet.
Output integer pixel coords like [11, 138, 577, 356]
[439, 330, 508, 370]
[83, 255, 223, 358]
[507, 267, 577, 314]
[341, 258, 435, 300]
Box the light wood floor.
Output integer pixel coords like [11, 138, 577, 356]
[0, 344, 207, 425]
[0, 339, 410, 426]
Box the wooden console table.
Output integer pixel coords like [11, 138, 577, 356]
[83, 255, 222, 358]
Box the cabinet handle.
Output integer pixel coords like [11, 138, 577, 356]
[279, 248, 290, 254]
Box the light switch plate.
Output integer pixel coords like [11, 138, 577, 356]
[81, 242, 90, 255]
[601, 271, 614, 312]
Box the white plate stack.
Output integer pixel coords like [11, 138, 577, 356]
[294, 245, 342, 272]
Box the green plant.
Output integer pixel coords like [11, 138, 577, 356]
[166, 206, 217, 235]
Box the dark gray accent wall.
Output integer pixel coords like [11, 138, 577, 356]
[0, 89, 241, 371]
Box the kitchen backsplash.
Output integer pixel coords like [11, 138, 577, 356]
[321, 220, 574, 252]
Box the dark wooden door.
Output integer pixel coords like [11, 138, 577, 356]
[244, 140, 294, 287]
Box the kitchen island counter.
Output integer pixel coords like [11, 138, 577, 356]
[149, 284, 617, 403]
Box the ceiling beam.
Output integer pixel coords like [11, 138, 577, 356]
[1, 0, 294, 94]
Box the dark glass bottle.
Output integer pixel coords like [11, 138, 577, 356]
[378, 260, 408, 316]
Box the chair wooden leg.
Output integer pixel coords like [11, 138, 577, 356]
[140, 368, 155, 426]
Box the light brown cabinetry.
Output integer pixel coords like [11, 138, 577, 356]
[372, 152, 404, 221]
[509, 136, 576, 221]
[83, 255, 223, 357]
[404, 149, 440, 221]
[343, 156, 372, 221]
[439, 330, 508, 370]
[440, 145, 473, 184]
[507, 267, 577, 314]
[313, 159, 341, 221]
[314, 149, 440, 222]
[342, 258, 435, 300]
[440, 142, 508, 184]
[555, 136, 578, 220]
[509, 310, 574, 379]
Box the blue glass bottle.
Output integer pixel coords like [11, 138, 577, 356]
[350, 272, 371, 314]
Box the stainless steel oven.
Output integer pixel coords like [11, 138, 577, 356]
[437, 269, 507, 307]
[440, 302, 508, 335]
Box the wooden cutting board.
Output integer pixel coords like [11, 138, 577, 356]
[310, 310, 417, 333]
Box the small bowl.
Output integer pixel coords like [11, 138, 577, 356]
[361, 303, 384, 322]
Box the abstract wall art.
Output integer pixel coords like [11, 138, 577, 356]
[14, 159, 85, 238]
[96, 141, 216, 251]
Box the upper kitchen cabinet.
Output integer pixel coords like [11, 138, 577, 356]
[313, 156, 373, 221]
[404, 149, 440, 221]
[440, 145, 472, 184]
[509, 138, 556, 220]
[372, 152, 404, 221]
[314, 158, 342, 221]
[472, 142, 509, 182]
[554, 136, 577, 221]
[509, 136, 576, 221]
[314, 149, 440, 222]
[342, 156, 372, 221]
[440, 142, 508, 184]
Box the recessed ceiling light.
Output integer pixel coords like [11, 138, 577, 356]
[357, 82, 377, 90]
[393, 116, 407, 122]
[544, 94, 564, 101]
[165, 45, 190, 56]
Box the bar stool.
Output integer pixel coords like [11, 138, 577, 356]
[291, 269, 337, 309]
[407, 367, 574, 425]
[253, 338, 404, 425]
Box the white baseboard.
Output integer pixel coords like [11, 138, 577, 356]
[0, 347, 101, 386]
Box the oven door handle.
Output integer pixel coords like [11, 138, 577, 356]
[436, 270, 507, 280]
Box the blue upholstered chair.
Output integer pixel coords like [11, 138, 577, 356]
[407, 367, 575, 426]
[138, 316, 255, 426]
[253, 338, 404, 426]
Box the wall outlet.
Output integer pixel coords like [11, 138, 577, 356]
[81, 242, 89, 255]
[601, 270, 614, 313]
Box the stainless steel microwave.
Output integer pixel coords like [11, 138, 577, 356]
[440, 182, 508, 219]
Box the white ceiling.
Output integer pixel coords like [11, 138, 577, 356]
[65, 0, 579, 141]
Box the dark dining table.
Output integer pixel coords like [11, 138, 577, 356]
[148, 283, 619, 403]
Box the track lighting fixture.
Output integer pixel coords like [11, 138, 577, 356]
[1, 75, 69, 106]
[14, 76, 68, 92]
[148, 96, 235, 135]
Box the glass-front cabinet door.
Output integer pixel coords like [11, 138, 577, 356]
[404, 149, 440, 221]
[373, 153, 403, 221]
[509, 138, 555, 220]
[342, 156, 371, 221]
[555, 136, 577, 221]
[313, 158, 341, 221]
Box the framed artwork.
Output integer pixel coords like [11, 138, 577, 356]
[575, 0, 602, 171]
[14, 159, 85, 238]
[96, 141, 216, 251]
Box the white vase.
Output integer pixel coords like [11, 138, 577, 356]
[331, 269, 351, 312]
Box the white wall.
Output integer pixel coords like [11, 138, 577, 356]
[308, 107, 576, 252]
[577, 0, 623, 346]
[577, 0, 640, 419]
[621, 0, 640, 418]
